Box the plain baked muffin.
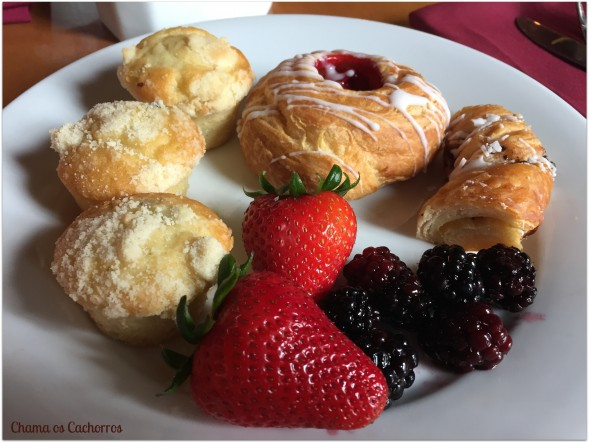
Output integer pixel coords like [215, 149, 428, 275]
[51, 193, 234, 346]
[50, 100, 205, 210]
[117, 26, 255, 149]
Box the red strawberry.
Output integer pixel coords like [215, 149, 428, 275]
[242, 165, 358, 300]
[161, 255, 388, 430]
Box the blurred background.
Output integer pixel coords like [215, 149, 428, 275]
[2, 2, 434, 107]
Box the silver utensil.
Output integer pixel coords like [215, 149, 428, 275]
[516, 17, 586, 69]
[577, 2, 586, 41]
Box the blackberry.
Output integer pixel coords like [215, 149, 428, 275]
[418, 244, 485, 305]
[476, 244, 537, 312]
[373, 273, 433, 331]
[418, 301, 512, 373]
[319, 286, 380, 340]
[343, 246, 413, 292]
[343, 246, 432, 331]
[354, 328, 418, 408]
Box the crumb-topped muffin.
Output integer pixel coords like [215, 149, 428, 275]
[117, 26, 255, 149]
[50, 100, 205, 210]
[51, 193, 234, 346]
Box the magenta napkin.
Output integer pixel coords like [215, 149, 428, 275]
[3, 2, 32, 24]
[409, 2, 586, 116]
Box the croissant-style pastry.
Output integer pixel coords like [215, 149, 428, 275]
[416, 104, 556, 250]
[237, 50, 450, 200]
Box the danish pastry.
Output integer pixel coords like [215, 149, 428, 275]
[117, 26, 255, 149]
[51, 193, 234, 346]
[416, 104, 556, 250]
[237, 50, 450, 199]
[50, 100, 205, 210]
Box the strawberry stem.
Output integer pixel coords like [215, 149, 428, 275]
[159, 254, 253, 396]
[244, 164, 359, 199]
[212, 254, 252, 318]
[158, 352, 193, 396]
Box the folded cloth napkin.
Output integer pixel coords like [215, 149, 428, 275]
[410, 2, 586, 117]
[3, 2, 32, 24]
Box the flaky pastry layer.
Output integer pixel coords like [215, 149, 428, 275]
[237, 50, 451, 199]
[416, 104, 556, 250]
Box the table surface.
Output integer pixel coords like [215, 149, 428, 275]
[2, 2, 433, 108]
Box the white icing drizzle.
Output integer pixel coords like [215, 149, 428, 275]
[517, 137, 557, 177]
[480, 140, 503, 156]
[240, 50, 450, 165]
[449, 128, 557, 179]
[448, 112, 525, 161]
[389, 86, 430, 151]
[449, 155, 490, 179]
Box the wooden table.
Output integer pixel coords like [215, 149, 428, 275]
[2, 2, 433, 108]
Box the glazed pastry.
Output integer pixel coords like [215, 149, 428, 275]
[416, 104, 556, 251]
[237, 50, 450, 199]
[50, 100, 205, 210]
[117, 26, 255, 149]
[51, 193, 234, 346]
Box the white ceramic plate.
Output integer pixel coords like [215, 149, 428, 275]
[3, 15, 586, 440]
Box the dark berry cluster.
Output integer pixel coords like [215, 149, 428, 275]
[476, 244, 537, 312]
[415, 243, 536, 372]
[344, 247, 432, 331]
[417, 244, 485, 305]
[321, 244, 537, 387]
[355, 328, 418, 408]
[320, 251, 420, 408]
[418, 302, 512, 372]
[343, 246, 413, 292]
[319, 286, 380, 340]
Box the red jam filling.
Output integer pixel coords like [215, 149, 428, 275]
[315, 53, 384, 91]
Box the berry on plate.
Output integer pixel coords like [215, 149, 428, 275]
[417, 244, 485, 305]
[161, 255, 388, 430]
[344, 246, 432, 331]
[476, 244, 537, 312]
[242, 164, 358, 300]
[417, 301, 512, 373]
[354, 328, 418, 409]
[319, 285, 381, 341]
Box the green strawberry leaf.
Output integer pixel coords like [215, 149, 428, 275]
[334, 172, 360, 197]
[175, 296, 201, 345]
[161, 348, 191, 371]
[288, 172, 308, 197]
[260, 172, 278, 194]
[318, 164, 360, 196]
[159, 254, 253, 395]
[318, 164, 343, 191]
[212, 253, 253, 318]
[158, 352, 193, 396]
[216, 254, 236, 286]
[244, 164, 359, 199]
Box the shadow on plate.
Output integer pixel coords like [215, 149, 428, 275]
[78, 65, 130, 111]
[348, 150, 446, 246]
[8, 225, 92, 331]
[16, 141, 80, 225]
[198, 139, 259, 191]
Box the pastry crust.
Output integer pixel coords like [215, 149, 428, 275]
[50, 100, 205, 210]
[237, 50, 450, 199]
[51, 193, 234, 346]
[117, 26, 255, 149]
[416, 104, 556, 250]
